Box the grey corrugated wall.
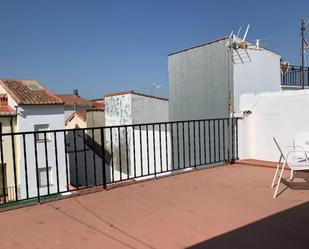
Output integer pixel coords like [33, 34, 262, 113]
[168, 38, 233, 121]
[168, 39, 235, 168]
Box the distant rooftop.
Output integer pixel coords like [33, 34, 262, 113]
[65, 110, 87, 126]
[57, 93, 92, 107]
[0, 80, 63, 105]
[0, 105, 16, 116]
[91, 100, 105, 110]
[105, 90, 168, 101]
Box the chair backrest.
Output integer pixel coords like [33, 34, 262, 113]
[274, 135, 309, 165]
[273, 137, 285, 160]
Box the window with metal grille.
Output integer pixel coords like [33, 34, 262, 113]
[34, 124, 50, 142]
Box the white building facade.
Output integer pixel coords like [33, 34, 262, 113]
[104, 91, 170, 181]
[0, 80, 66, 201]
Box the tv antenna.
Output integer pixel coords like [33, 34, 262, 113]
[150, 82, 161, 95]
[226, 24, 252, 64]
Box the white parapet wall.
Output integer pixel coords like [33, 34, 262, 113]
[238, 90, 309, 162]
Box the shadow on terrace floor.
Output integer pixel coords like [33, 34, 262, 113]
[187, 200, 309, 249]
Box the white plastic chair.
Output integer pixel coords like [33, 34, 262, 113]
[272, 137, 309, 198]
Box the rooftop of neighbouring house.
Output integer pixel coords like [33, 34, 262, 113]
[104, 90, 168, 101]
[56, 91, 92, 107]
[0, 105, 16, 116]
[1, 163, 309, 249]
[0, 79, 64, 105]
[65, 110, 87, 126]
[0, 94, 16, 116]
[91, 99, 105, 110]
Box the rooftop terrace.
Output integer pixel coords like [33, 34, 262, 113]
[1, 163, 309, 249]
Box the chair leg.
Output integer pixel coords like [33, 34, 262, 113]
[273, 162, 286, 199]
[271, 163, 281, 188]
[290, 170, 294, 181]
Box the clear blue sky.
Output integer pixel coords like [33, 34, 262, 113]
[0, 0, 308, 99]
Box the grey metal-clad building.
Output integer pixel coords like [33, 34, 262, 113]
[168, 37, 236, 167]
[168, 37, 232, 121]
[168, 36, 281, 166]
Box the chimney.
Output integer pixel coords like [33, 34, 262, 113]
[73, 89, 79, 96]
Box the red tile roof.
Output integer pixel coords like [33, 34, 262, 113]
[0, 80, 64, 105]
[105, 90, 168, 101]
[91, 100, 105, 110]
[0, 105, 16, 116]
[56, 94, 92, 107]
[65, 111, 86, 126]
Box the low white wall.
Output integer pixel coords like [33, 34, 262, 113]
[239, 90, 309, 161]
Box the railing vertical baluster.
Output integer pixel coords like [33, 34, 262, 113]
[110, 128, 114, 182]
[203, 121, 206, 165]
[231, 118, 235, 162]
[146, 125, 150, 174]
[159, 124, 163, 173]
[33, 133, 40, 203]
[170, 123, 174, 170]
[0, 124, 6, 204]
[100, 128, 106, 189]
[22, 134, 29, 200]
[153, 124, 156, 177]
[182, 122, 185, 168]
[73, 130, 79, 188]
[63, 131, 69, 191]
[223, 119, 226, 161]
[198, 121, 201, 166]
[176, 122, 180, 169]
[165, 123, 168, 171]
[208, 120, 211, 164]
[213, 120, 216, 162]
[193, 121, 196, 168]
[218, 120, 221, 162]
[92, 128, 97, 185]
[11, 133, 18, 200]
[226, 118, 231, 162]
[118, 126, 122, 181]
[139, 125, 143, 176]
[188, 121, 191, 167]
[235, 118, 239, 160]
[125, 127, 129, 179]
[132, 126, 136, 178]
[82, 130, 88, 187]
[54, 132, 60, 194]
[44, 132, 50, 195]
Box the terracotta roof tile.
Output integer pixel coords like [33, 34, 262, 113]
[0, 105, 16, 116]
[91, 100, 105, 110]
[76, 111, 87, 121]
[0, 80, 63, 105]
[56, 94, 92, 107]
[65, 111, 86, 125]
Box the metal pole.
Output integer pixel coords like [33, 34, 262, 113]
[301, 19, 305, 89]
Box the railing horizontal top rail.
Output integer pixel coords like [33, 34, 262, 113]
[0, 117, 236, 136]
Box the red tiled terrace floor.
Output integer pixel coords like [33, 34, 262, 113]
[1, 163, 309, 249]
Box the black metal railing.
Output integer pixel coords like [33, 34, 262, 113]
[0, 118, 239, 206]
[281, 65, 309, 87]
